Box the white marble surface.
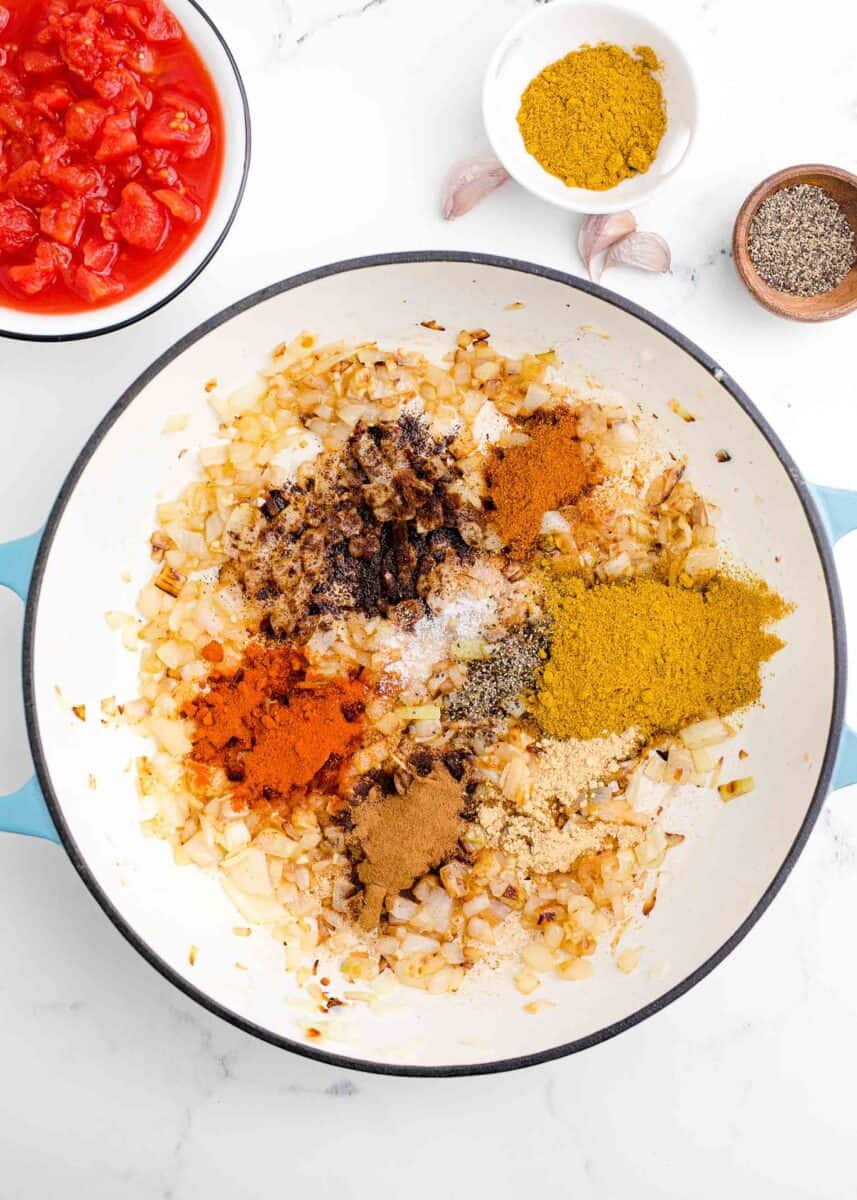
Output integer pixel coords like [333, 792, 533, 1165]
[3, 0, 857, 1195]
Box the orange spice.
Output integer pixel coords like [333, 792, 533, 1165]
[200, 640, 224, 663]
[183, 643, 366, 809]
[485, 409, 598, 557]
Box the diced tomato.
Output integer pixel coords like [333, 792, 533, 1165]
[40, 0, 72, 29]
[0, 101, 29, 134]
[85, 194, 112, 213]
[113, 180, 165, 248]
[59, 20, 104, 82]
[43, 161, 101, 195]
[96, 34, 134, 63]
[5, 160, 52, 207]
[4, 137, 37, 173]
[0, 198, 38, 254]
[32, 84, 73, 115]
[120, 0, 181, 43]
[48, 240, 72, 270]
[95, 110, 138, 160]
[140, 144, 172, 171]
[82, 235, 118, 273]
[152, 187, 199, 223]
[146, 161, 177, 187]
[21, 50, 63, 74]
[65, 99, 106, 142]
[157, 88, 208, 126]
[100, 211, 118, 241]
[116, 152, 142, 178]
[7, 239, 57, 295]
[39, 195, 83, 246]
[93, 67, 151, 110]
[131, 44, 155, 75]
[69, 263, 124, 302]
[0, 0, 221, 313]
[37, 125, 69, 165]
[0, 67, 25, 100]
[142, 102, 209, 158]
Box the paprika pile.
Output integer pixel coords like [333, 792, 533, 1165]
[183, 644, 366, 810]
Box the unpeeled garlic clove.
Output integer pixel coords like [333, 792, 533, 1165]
[441, 157, 510, 220]
[578, 211, 637, 281]
[604, 231, 671, 275]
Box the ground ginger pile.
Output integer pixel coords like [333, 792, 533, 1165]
[517, 43, 667, 191]
[535, 574, 790, 740]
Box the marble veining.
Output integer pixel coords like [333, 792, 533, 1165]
[2, 0, 857, 1196]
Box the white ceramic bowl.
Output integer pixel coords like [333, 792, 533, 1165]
[483, 2, 698, 214]
[2, 253, 855, 1076]
[0, 0, 250, 343]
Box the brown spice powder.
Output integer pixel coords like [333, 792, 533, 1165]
[352, 766, 465, 929]
[486, 409, 597, 558]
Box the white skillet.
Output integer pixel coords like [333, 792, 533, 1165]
[1, 253, 855, 1075]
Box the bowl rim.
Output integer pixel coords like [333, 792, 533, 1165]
[20, 250, 846, 1077]
[0, 0, 252, 344]
[481, 0, 699, 215]
[732, 163, 857, 322]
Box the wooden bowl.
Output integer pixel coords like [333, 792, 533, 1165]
[733, 164, 857, 322]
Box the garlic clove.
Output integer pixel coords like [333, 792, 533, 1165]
[441, 157, 510, 220]
[578, 211, 637, 281]
[604, 230, 671, 275]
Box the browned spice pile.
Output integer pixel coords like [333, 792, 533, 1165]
[224, 414, 482, 638]
[350, 765, 466, 929]
[485, 409, 598, 558]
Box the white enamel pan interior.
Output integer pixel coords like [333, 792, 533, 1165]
[20, 253, 848, 1074]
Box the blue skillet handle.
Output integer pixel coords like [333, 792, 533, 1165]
[0, 529, 58, 842]
[811, 486, 857, 791]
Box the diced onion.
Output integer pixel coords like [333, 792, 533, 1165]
[394, 704, 441, 721]
[183, 831, 221, 867]
[452, 639, 489, 661]
[220, 847, 274, 897]
[540, 509, 571, 536]
[719, 776, 755, 802]
[680, 717, 734, 750]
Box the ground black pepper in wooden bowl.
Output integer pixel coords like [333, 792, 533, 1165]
[733, 164, 857, 321]
[748, 184, 856, 297]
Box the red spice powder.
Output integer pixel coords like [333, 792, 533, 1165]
[183, 643, 366, 810]
[486, 408, 598, 558]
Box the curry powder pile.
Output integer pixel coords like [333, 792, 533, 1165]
[535, 575, 790, 740]
[517, 43, 667, 191]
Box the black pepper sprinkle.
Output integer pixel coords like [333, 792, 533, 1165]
[748, 184, 856, 297]
[445, 625, 547, 723]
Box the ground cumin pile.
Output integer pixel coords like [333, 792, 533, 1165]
[536, 574, 790, 740]
[486, 408, 596, 558]
[352, 766, 465, 930]
[517, 43, 667, 191]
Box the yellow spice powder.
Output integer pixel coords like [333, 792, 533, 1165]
[535, 575, 790, 740]
[517, 43, 667, 191]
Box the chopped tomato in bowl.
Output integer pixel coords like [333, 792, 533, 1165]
[0, 0, 249, 338]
